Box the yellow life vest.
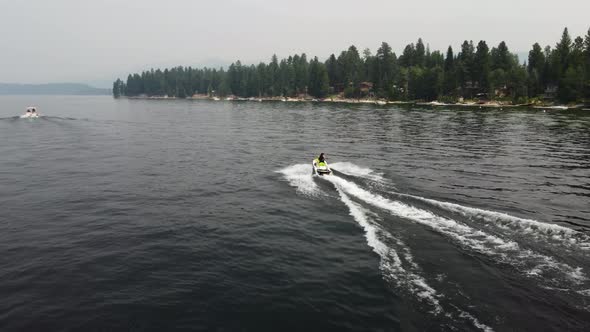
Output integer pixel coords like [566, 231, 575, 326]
[315, 158, 327, 167]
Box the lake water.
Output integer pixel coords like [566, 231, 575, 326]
[1, 96, 589, 331]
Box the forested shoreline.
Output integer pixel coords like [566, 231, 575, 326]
[113, 27, 590, 105]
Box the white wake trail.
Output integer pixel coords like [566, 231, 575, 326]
[323, 175, 587, 286]
[336, 186, 494, 331]
[403, 194, 590, 251]
[278, 164, 324, 197]
[330, 162, 386, 183]
[336, 189, 443, 314]
[280, 162, 588, 296]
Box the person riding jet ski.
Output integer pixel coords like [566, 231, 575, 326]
[21, 107, 39, 118]
[313, 153, 332, 175]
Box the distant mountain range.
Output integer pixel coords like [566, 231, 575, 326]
[0, 83, 110, 95]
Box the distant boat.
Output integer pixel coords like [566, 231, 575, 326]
[212, 97, 220, 101]
[534, 105, 568, 110]
[20, 106, 40, 118]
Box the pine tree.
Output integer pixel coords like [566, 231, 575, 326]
[473, 40, 491, 92]
[415, 38, 426, 67]
[376, 42, 395, 98]
[325, 54, 338, 89]
[555, 27, 572, 73]
[560, 66, 584, 102]
[399, 43, 416, 67]
[527, 43, 546, 97]
[427, 66, 444, 101]
[294, 54, 309, 95]
[554, 28, 573, 101]
[443, 46, 457, 97]
[112, 79, 120, 98]
[343, 45, 363, 93]
[268, 55, 279, 96]
[491, 41, 512, 72]
[457, 40, 475, 97]
[218, 74, 230, 97]
[570, 36, 585, 69]
[256, 63, 267, 97]
[308, 57, 330, 98]
[317, 63, 330, 98]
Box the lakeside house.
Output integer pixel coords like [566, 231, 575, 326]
[494, 86, 509, 98]
[360, 82, 374, 98]
[543, 85, 558, 100]
[462, 81, 479, 99]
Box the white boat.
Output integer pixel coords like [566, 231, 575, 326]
[20, 106, 40, 118]
[533, 105, 569, 110]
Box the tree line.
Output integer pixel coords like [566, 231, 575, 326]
[113, 27, 590, 104]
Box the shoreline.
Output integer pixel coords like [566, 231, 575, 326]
[125, 95, 587, 110]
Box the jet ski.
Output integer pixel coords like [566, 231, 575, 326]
[21, 107, 40, 118]
[313, 160, 332, 175]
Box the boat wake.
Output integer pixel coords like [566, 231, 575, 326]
[278, 164, 325, 197]
[336, 189, 443, 314]
[279, 162, 590, 329]
[326, 175, 587, 286]
[402, 194, 590, 251]
[330, 162, 386, 183]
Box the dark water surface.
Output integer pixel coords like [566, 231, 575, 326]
[1, 96, 589, 331]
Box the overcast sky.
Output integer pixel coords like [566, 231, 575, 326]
[1, 0, 588, 87]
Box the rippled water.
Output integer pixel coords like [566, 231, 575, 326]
[1, 96, 589, 331]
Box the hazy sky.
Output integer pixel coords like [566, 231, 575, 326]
[1, 0, 589, 87]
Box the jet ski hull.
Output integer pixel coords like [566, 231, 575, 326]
[20, 114, 39, 118]
[313, 165, 332, 175]
[22, 107, 40, 118]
